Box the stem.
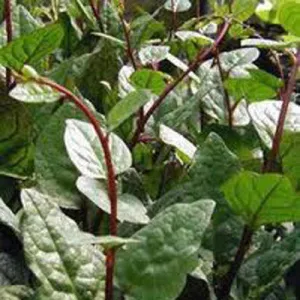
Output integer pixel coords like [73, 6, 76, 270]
[196, 0, 201, 18]
[89, 0, 100, 20]
[215, 226, 254, 300]
[171, 0, 177, 33]
[263, 50, 300, 173]
[4, 0, 12, 91]
[35, 77, 118, 300]
[130, 20, 231, 148]
[214, 50, 233, 128]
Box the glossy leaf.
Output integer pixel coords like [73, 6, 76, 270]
[65, 119, 132, 178]
[21, 189, 105, 300]
[222, 171, 300, 229]
[76, 176, 149, 224]
[0, 23, 64, 71]
[164, 0, 192, 12]
[278, 0, 300, 37]
[108, 90, 153, 130]
[116, 200, 215, 300]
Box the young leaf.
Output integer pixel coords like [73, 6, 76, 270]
[21, 189, 105, 300]
[278, 0, 300, 37]
[130, 69, 166, 95]
[76, 176, 149, 224]
[107, 90, 153, 130]
[64, 119, 132, 178]
[116, 200, 215, 300]
[10, 82, 61, 103]
[222, 171, 300, 229]
[138, 46, 170, 65]
[0, 23, 64, 71]
[232, 0, 259, 21]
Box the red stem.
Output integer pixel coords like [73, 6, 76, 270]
[4, 0, 12, 91]
[89, 0, 100, 20]
[263, 50, 300, 173]
[35, 77, 118, 300]
[130, 20, 231, 148]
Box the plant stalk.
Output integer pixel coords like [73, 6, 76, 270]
[35, 77, 118, 300]
[130, 20, 231, 148]
[4, 0, 12, 91]
[263, 50, 300, 173]
[215, 225, 254, 299]
[89, 0, 100, 20]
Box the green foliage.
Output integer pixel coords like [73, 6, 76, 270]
[0, 1, 300, 299]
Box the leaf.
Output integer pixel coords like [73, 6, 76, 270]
[0, 5, 40, 47]
[65, 119, 132, 178]
[0, 286, 34, 300]
[159, 124, 197, 161]
[224, 69, 282, 102]
[281, 132, 300, 191]
[0, 197, 19, 236]
[222, 171, 300, 229]
[67, 234, 140, 250]
[0, 96, 34, 179]
[232, 0, 259, 21]
[138, 46, 170, 65]
[35, 103, 104, 209]
[76, 176, 149, 224]
[255, 0, 280, 24]
[130, 69, 166, 95]
[241, 38, 291, 50]
[10, 82, 61, 103]
[175, 31, 214, 46]
[108, 90, 153, 130]
[164, 0, 192, 12]
[278, 0, 300, 37]
[0, 23, 64, 71]
[116, 200, 215, 300]
[249, 100, 300, 148]
[21, 189, 105, 300]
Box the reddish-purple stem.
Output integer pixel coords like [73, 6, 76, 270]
[264, 50, 300, 172]
[89, 0, 100, 20]
[130, 20, 231, 148]
[4, 0, 12, 90]
[35, 77, 118, 300]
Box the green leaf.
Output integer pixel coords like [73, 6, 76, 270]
[222, 171, 300, 229]
[241, 38, 291, 50]
[107, 90, 152, 130]
[64, 119, 132, 178]
[130, 69, 166, 95]
[21, 188, 105, 300]
[35, 103, 104, 209]
[10, 82, 61, 103]
[224, 69, 282, 102]
[159, 124, 197, 161]
[0, 5, 40, 47]
[232, 0, 259, 21]
[0, 286, 34, 300]
[116, 200, 215, 300]
[249, 100, 300, 149]
[164, 0, 192, 12]
[278, 0, 300, 37]
[0, 96, 34, 179]
[76, 176, 149, 224]
[255, 0, 280, 24]
[281, 132, 300, 191]
[0, 197, 20, 236]
[0, 23, 64, 71]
